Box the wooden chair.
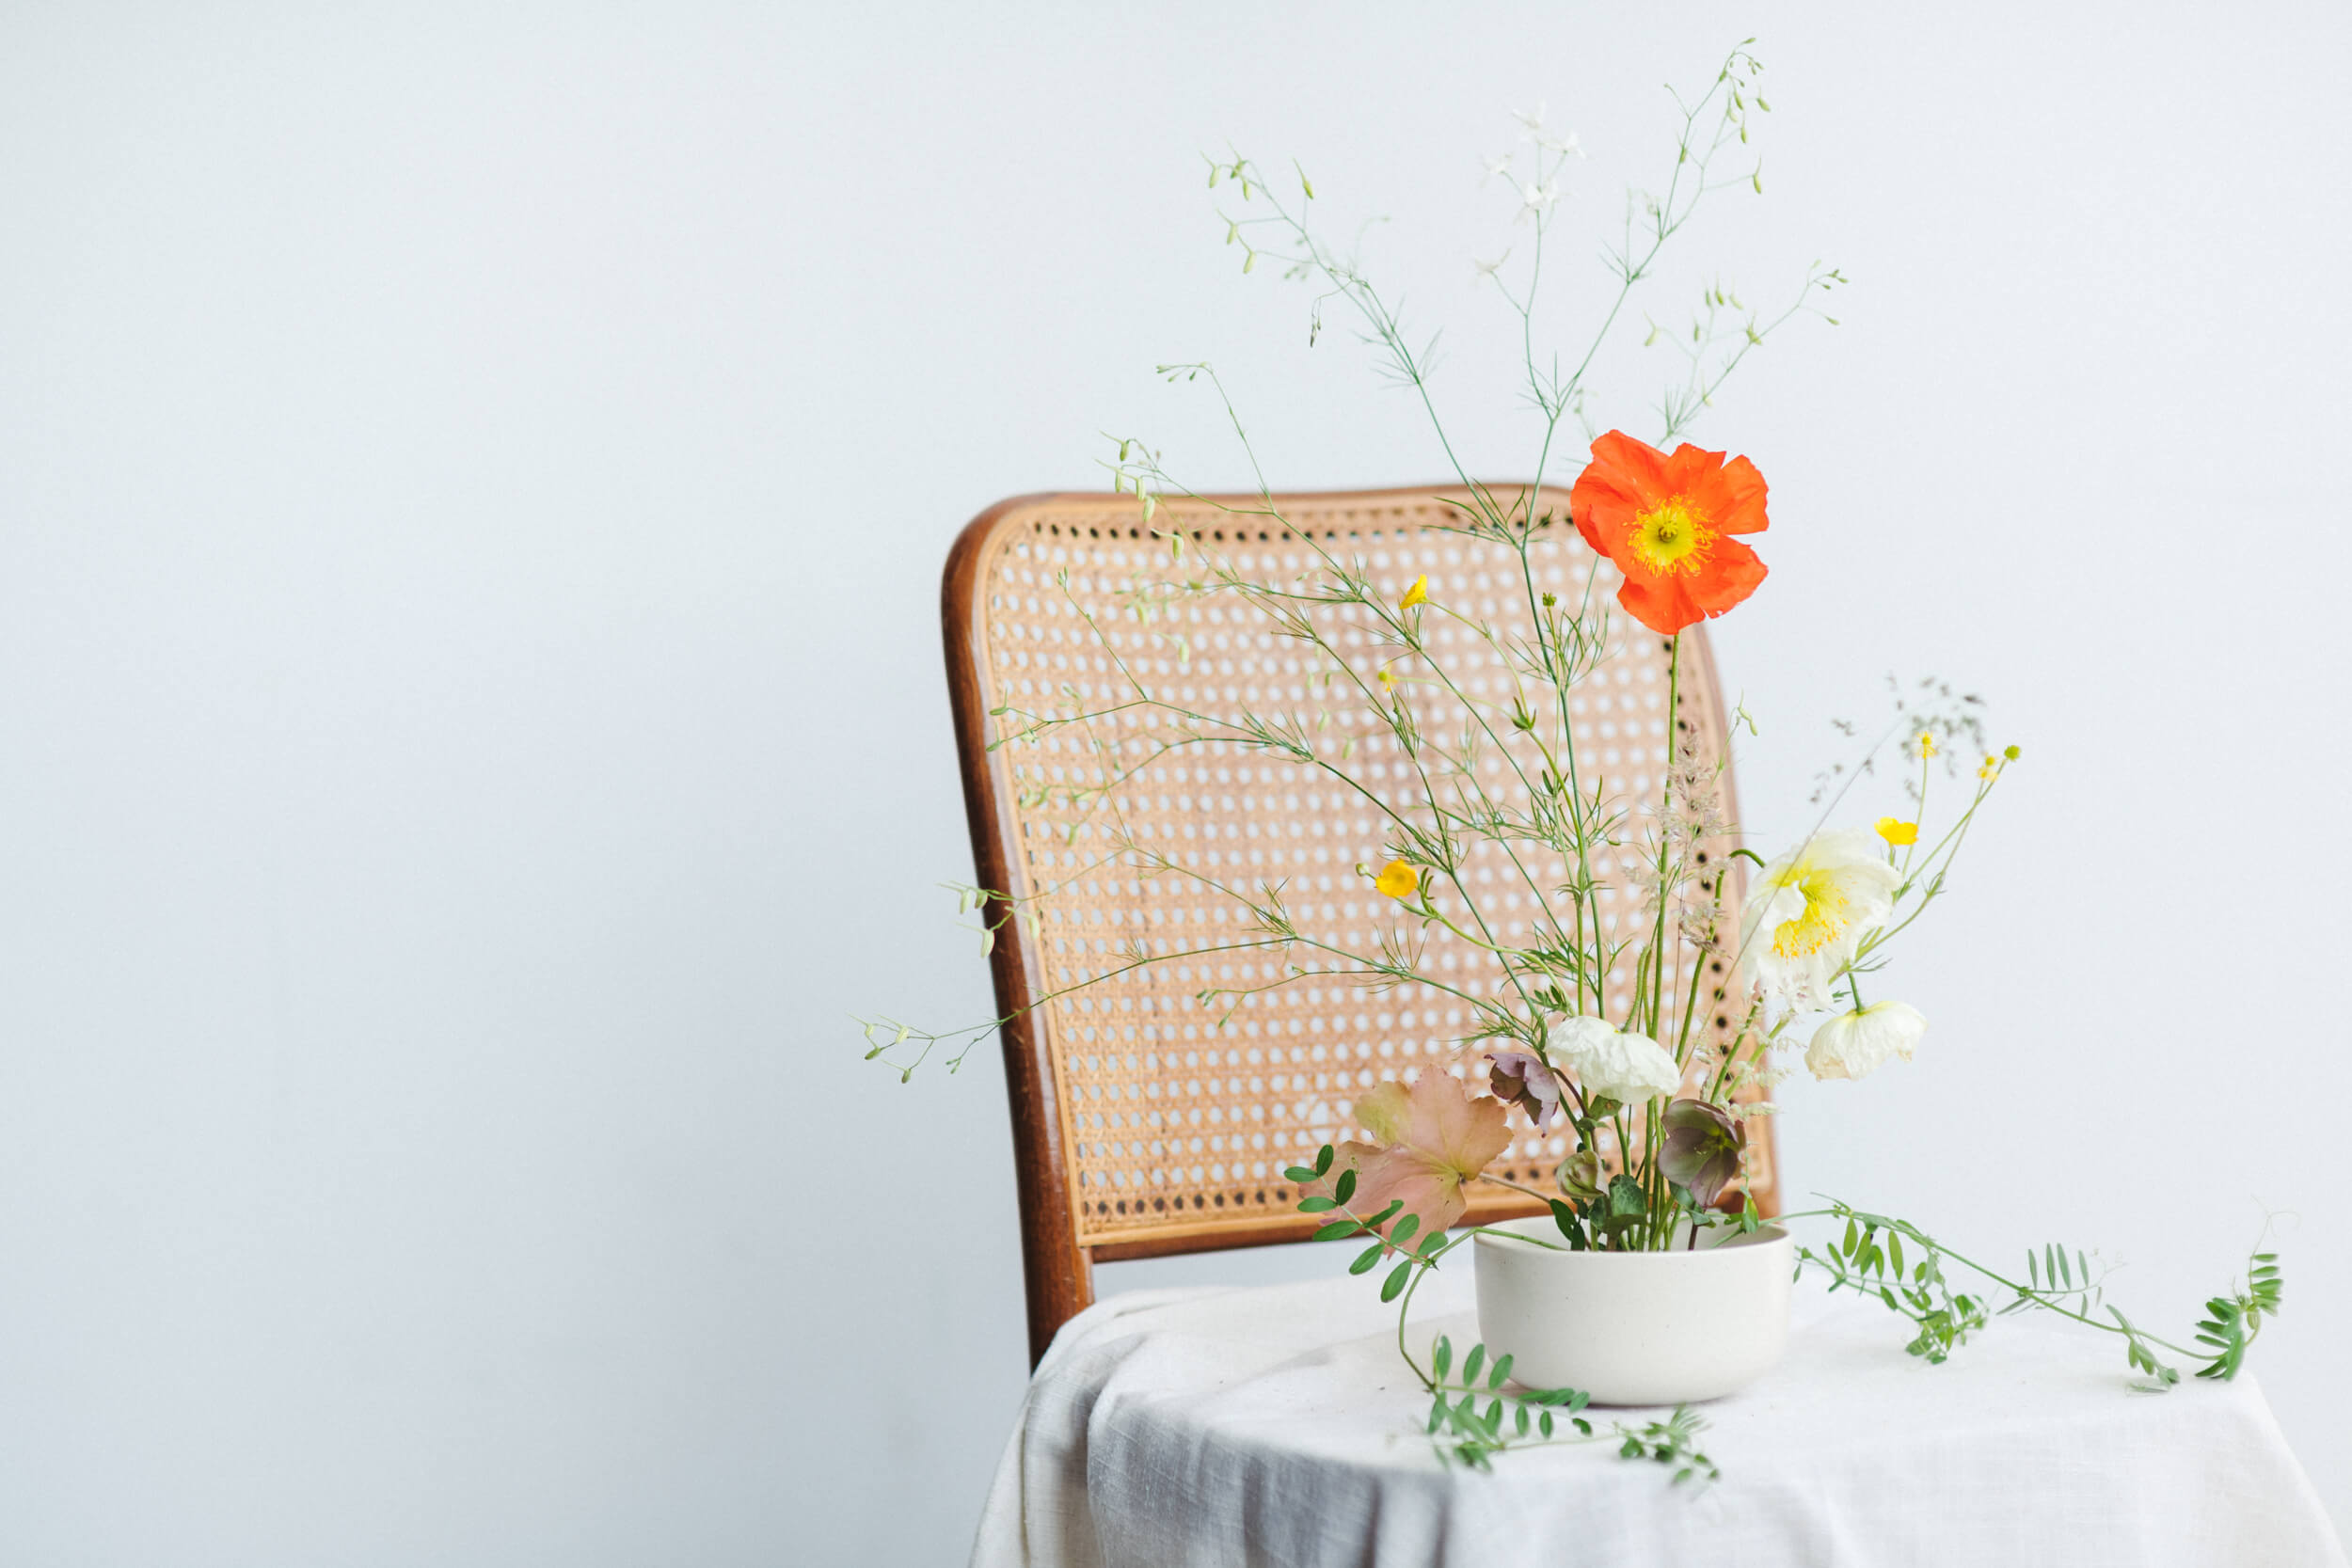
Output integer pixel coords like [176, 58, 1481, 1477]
[943, 487, 1778, 1366]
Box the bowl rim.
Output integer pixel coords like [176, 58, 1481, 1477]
[1470, 1213, 1791, 1259]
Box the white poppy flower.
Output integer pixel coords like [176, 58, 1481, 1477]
[1740, 827, 1901, 1006]
[1554, 1015, 1684, 1105]
[1805, 1001, 1928, 1082]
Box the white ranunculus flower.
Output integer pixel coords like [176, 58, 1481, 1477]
[1740, 828, 1903, 1006]
[1553, 1015, 1684, 1105]
[1805, 1001, 1929, 1082]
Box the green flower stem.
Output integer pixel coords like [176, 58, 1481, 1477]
[1778, 1205, 2205, 1363]
[1647, 634, 1683, 1040]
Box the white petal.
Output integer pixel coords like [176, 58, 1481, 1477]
[1805, 1002, 1928, 1082]
[1554, 1017, 1682, 1104]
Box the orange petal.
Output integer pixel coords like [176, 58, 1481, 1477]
[1686, 537, 1768, 612]
[1661, 441, 1727, 497]
[1614, 572, 1705, 635]
[1570, 431, 1670, 553]
[1689, 453, 1769, 536]
[1589, 430, 1672, 495]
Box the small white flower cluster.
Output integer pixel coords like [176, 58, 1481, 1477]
[1479, 103, 1588, 235]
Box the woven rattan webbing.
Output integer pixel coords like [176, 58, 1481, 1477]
[952, 488, 1777, 1261]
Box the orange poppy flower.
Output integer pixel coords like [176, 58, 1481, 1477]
[1566, 431, 1770, 635]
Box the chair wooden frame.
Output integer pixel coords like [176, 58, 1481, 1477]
[945, 487, 1773, 1366]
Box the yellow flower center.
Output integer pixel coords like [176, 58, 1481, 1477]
[1771, 869, 1853, 958]
[1628, 499, 1715, 576]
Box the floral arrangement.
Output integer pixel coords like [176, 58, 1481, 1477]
[867, 44, 2281, 1477]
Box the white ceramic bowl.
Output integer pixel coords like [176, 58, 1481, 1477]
[1471, 1217, 1793, 1405]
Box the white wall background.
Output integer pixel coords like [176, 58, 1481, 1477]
[1, 2, 2345, 1562]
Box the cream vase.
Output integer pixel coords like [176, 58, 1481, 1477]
[1471, 1217, 1794, 1405]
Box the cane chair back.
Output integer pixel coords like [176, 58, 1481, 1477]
[943, 487, 1778, 1364]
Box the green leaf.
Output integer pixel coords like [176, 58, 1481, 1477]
[1843, 1217, 1859, 1256]
[1282, 1165, 1319, 1184]
[1432, 1336, 1453, 1380]
[1415, 1228, 1447, 1258]
[1297, 1196, 1338, 1212]
[1389, 1212, 1422, 1249]
[1380, 1260, 1413, 1302]
[1538, 1410, 1554, 1438]
[1889, 1232, 1905, 1278]
[1313, 1144, 1334, 1177]
[1312, 1219, 1362, 1243]
[1349, 1241, 1385, 1275]
[1461, 1344, 1486, 1388]
[1515, 1402, 1530, 1436]
[1332, 1167, 1358, 1205]
[1488, 1353, 1514, 1390]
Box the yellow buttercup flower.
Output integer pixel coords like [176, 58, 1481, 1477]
[1875, 816, 1918, 847]
[1377, 668, 1397, 689]
[1915, 730, 1938, 759]
[1374, 860, 1420, 899]
[1399, 575, 1429, 610]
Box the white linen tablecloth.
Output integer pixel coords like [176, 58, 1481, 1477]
[972, 1265, 2345, 1568]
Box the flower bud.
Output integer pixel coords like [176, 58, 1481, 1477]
[1555, 1149, 1604, 1204]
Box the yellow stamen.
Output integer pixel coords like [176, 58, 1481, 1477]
[1771, 869, 1853, 958]
[1627, 498, 1715, 576]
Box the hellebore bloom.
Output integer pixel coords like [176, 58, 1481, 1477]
[1486, 1049, 1563, 1132]
[1658, 1098, 1747, 1207]
[1324, 1072, 1513, 1239]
